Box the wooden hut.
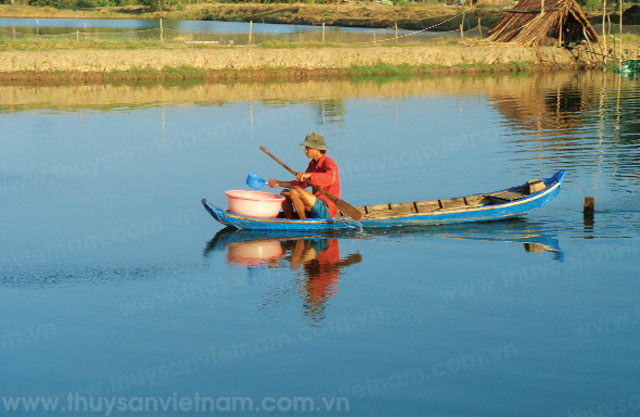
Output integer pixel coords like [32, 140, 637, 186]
[487, 0, 599, 46]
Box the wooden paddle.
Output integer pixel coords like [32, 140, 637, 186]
[260, 146, 363, 221]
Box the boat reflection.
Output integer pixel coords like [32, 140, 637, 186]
[203, 220, 562, 322]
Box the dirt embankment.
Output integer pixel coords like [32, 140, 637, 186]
[0, 44, 588, 82]
[0, 3, 503, 31]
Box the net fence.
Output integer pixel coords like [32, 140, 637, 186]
[1, 20, 638, 46]
[0, 18, 493, 45]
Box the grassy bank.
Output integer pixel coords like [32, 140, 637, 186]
[0, 61, 536, 85]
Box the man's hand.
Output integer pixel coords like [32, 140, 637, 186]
[296, 172, 311, 182]
[268, 179, 279, 188]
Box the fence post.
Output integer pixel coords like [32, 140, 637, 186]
[248, 20, 253, 45]
[160, 18, 163, 43]
[395, 22, 398, 45]
[322, 22, 325, 43]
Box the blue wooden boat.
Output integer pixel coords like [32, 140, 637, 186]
[202, 170, 565, 231]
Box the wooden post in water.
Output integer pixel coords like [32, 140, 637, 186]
[478, 17, 482, 38]
[395, 22, 398, 45]
[36, 19, 39, 35]
[160, 18, 164, 43]
[322, 22, 325, 43]
[583, 197, 595, 219]
[373, 29, 376, 45]
[248, 20, 253, 45]
[460, 13, 465, 39]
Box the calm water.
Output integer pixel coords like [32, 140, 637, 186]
[0, 17, 441, 43]
[1, 72, 640, 416]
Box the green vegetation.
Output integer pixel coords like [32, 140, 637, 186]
[349, 62, 420, 77]
[347, 61, 530, 79]
[105, 65, 205, 80]
[260, 40, 339, 49]
[0, 38, 168, 50]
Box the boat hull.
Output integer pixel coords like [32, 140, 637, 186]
[202, 170, 565, 231]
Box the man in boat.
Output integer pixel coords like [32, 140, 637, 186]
[268, 132, 340, 220]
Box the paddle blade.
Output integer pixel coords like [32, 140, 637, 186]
[335, 199, 363, 221]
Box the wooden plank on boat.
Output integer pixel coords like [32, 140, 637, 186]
[465, 195, 486, 206]
[366, 203, 394, 216]
[416, 200, 440, 213]
[524, 179, 546, 194]
[390, 202, 416, 215]
[440, 197, 467, 210]
[490, 190, 526, 201]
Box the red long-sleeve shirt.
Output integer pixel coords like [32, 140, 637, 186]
[291, 154, 341, 217]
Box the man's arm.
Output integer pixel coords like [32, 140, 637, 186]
[268, 172, 310, 189]
[268, 179, 293, 188]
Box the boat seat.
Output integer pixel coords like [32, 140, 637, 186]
[487, 190, 526, 202]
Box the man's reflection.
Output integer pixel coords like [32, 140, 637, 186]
[213, 232, 361, 324]
[284, 239, 361, 323]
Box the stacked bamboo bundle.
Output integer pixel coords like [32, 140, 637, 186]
[488, 0, 599, 46]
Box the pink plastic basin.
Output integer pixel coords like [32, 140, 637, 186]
[225, 190, 285, 218]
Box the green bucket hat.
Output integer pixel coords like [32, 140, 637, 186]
[299, 132, 328, 151]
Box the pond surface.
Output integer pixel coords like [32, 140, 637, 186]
[1, 72, 639, 416]
[0, 17, 457, 44]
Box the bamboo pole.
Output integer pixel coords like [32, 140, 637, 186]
[322, 22, 325, 43]
[619, 0, 623, 68]
[558, 16, 563, 47]
[602, 0, 607, 62]
[248, 20, 253, 45]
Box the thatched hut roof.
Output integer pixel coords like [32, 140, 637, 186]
[488, 0, 599, 46]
